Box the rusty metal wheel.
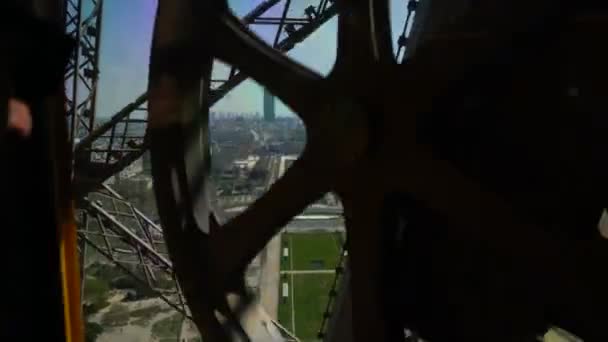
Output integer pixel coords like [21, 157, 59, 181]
[147, 0, 608, 341]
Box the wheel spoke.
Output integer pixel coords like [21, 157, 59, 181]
[217, 153, 332, 268]
[341, 188, 394, 341]
[212, 13, 324, 122]
[333, 0, 393, 72]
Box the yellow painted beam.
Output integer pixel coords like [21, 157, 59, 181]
[59, 203, 83, 342]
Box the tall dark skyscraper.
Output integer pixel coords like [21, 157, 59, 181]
[263, 88, 276, 122]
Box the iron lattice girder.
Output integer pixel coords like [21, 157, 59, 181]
[64, 0, 103, 143]
[72, 0, 339, 194]
[78, 184, 189, 315]
[396, 0, 419, 62]
[82, 185, 171, 271]
[252, 17, 310, 25]
[317, 239, 348, 340]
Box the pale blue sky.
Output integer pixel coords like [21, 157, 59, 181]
[95, 0, 414, 118]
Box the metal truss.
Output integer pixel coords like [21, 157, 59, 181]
[73, 94, 149, 196]
[78, 184, 189, 316]
[317, 238, 348, 340]
[64, 0, 103, 145]
[396, 0, 420, 63]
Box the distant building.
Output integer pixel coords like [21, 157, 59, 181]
[263, 88, 276, 122]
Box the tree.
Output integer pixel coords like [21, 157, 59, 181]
[83, 277, 110, 314]
[85, 322, 104, 342]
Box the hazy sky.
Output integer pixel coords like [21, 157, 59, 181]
[95, 0, 413, 118]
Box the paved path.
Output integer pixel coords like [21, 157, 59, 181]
[258, 155, 283, 320]
[260, 233, 281, 319]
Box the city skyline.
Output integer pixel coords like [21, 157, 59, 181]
[96, 0, 413, 118]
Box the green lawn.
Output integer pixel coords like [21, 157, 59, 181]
[282, 232, 343, 271]
[278, 273, 335, 342]
[83, 276, 111, 315]
[278, 232, 345, 341]
[293, 274, 334, 341]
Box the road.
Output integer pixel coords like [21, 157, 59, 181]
[260, 233, 282, 319]
[258, 155, 282, 319]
